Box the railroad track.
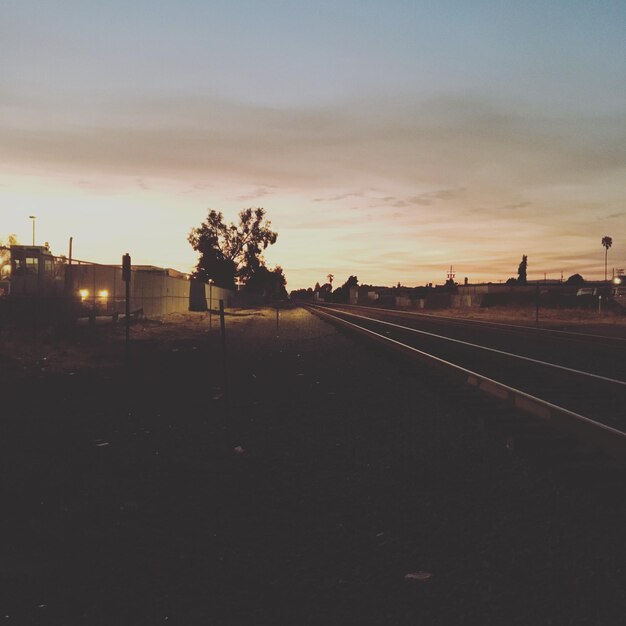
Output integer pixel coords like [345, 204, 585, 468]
[305, 303, 626, 461]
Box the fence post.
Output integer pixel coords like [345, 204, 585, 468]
[122, 253, 131, 361]
[89, 263, 96, 327]
[219, 299, 230, 423]
[535, 283, 539, 325]
[67, 237, 73, 295]
[209, 280, 213, 331]
[112, 265, 116, 321]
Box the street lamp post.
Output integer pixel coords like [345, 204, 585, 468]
[28, 215, 37, 245]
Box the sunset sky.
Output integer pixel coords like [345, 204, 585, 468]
[2, 0, 625, 289]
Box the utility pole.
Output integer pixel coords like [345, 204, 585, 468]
[67, 236, 73, 295]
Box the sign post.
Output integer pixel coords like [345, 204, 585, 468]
[535, 283, 539, 325]
[122, 253, 131, 361]
[219, 299, 230, 422]
[209, 279, 213, 331]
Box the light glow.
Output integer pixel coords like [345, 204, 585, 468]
[79, 289, 89, 301]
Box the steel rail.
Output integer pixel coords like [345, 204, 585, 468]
[317, 305, 626, 386]
[305, 304, 626, 460]
[327, 302, 626, 344]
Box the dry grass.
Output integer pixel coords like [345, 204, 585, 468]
[423, 305, 626, 326]
[3, 304, 624, 376]
[0, 307, 276, 375]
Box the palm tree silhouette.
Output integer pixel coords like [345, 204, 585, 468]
[602, 236, 613, 281]
[327, 273, 334, 286]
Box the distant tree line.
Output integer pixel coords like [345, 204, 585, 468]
[291, 235, 618, 300]
[290, 275, 359, 303]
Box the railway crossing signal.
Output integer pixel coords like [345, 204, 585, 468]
[122, 253, 131, 282]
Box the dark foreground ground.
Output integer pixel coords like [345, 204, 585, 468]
[1, 307, 625, 625]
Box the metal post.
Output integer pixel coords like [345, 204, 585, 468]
[209, 280, 213, 330]
[112, 265, 116, 320]
[29, 215, 36, 245]
[67, 237, 73, 316]
[598, 295, 602, 314]
[125, 276, 130, 356]
[219, 299, 230, 421]
[535, 283, 539, 325]
[122, 253, 131, 361]
[91, 263, 96, 326]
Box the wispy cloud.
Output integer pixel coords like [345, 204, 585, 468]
[406, 188, 466, 207]
[2, 92, 625, 287]
[313, 191, 369, 202]
[502, 201, 532, 211]
[180, 182, 214, 195]
[3, 94, 625, 190]
[235, 185, 276, 202]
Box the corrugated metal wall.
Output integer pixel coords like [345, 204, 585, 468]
[68, 265, 234, 317]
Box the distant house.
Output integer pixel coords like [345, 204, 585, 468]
[314, 283, 332, 301]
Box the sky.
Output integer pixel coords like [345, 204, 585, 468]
[2, 0, 625, 289]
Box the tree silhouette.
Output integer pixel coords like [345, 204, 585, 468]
[327, 273, 334, 286]
[188, 208, 278, 289]
[244, 265, 287, 299]
[290, 287, 313, 300]
[517, 255, 528, 285]
[0, 234, 18, 272]
[602, 236, 613, 281]
[331, 275, 359, 303]
[565, 273, 585, 286]
[343, 275, 358, 289]
[444, 277, 457, 292]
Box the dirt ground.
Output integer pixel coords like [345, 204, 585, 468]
[0, 309, 264, 376]
[2, 305, 625, 376]
[1, 307, 625, 625]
